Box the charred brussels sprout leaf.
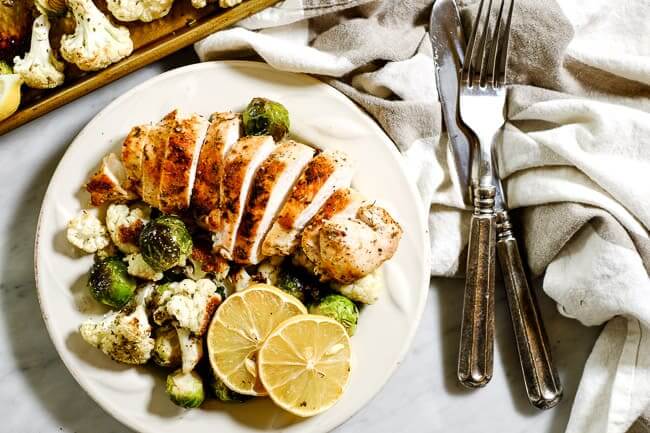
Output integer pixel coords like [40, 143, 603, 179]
[309, 294, 359, 336]
[166, 369, 205, 408]
[139, 216, 192, 272]
[242, 97, 290, 141]
[88, 256, 137, 308]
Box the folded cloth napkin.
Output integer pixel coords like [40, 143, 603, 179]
[195, 1, 650, 432]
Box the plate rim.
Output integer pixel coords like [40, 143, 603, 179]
[34, 60, 431, 433]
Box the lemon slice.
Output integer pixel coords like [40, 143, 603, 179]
[0, 74, 22, 121]
[258, 314, 352, 417]
[207, 283, 307, 396]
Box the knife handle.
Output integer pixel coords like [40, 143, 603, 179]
[458, 185, 496, 388]
[496, 211, 563, 409]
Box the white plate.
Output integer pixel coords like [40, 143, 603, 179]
[34, 61, 431, 433]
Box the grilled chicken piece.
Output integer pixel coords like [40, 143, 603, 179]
[233, 140, 315, 265]
[121, 124, 152, 195]
[300, 188, 402, 283]
[191, 112, 242, 217]
[159, 113, 210, 214]
[262, 150, 353, 257]
[141, 110, 177, 208]
[210, 135, 276, 259]
[86, 153, 137, 206]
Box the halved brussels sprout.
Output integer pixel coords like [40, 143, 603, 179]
[242, 97, 290, 141]
[88, 256, 137, 308]
[152, 325, 181, 368]
[309, 293, 359, 336]
[139, 215, 192, 272]
[209, 373, 251, 403]
[166, 369, 205, 408]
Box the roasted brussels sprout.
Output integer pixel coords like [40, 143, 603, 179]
[0, 61, 12, 75]
[152, 325, 181, 368]
[209, 374, 251, 403]
[276, 265, 325, 305]
[139, 215, 193, 272]
[309, 294, 359, 336]
[166, 369, 205, 408]
[88, 256, 137, 308]
[242, 97, 290, 141]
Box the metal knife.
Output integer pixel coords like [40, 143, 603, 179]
[430, 0, 563, 407]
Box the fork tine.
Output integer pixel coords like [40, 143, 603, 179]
[462, 0, 486, 83]
[488, 0, 506, 87]
[495, 0, 515, 87]
[476, 0, 493, 86]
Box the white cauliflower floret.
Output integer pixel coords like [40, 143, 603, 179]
[106, 203, 150, 254]
[176, 327, 203, 373]
[67, 209, 110, 253]
[153, 278, 221, 335]
[13, 14, 64, 89]
[107, 0, 174, 23]
[125, 253, 163, 281]
[60, 0, 134, 71]
[331, 268, 384, 305]
[79, 303, 154, 364]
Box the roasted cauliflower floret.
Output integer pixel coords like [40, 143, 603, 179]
[106, 203, 150, 254]
[60, 0, 134, 71]
[331, 268, 383, 305]
[107, 0, 174, 22]
[176, 327, 203, 373]
[66, 209, 110, 253]
[13, 14, 64, 89]
[79, 303, 154, 364]
[125, 253, 163, 281]
[152, 279, 221, 335]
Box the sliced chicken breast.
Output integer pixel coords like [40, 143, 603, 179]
[233, 140, 315, 265]
[191, 112, 242, 217]
[299, 187, 402, 283]
[141, 110, 176, 208]
[159, 113, 210, 214]
[210, 135, 276, 259]
[262, 150, 353, 257]
[86, 153, 137, 206]
[120, 124, 152, 195]
[301, 188, 364, 264]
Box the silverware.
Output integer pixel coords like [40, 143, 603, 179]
[431, 0, 563, 406]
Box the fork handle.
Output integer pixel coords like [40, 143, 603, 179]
[458, 185, 496, 388]
[496, 211, 563, 409]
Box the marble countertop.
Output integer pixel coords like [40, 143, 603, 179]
[0, 49, 601, 433]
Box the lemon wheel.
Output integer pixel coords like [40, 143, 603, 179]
[258, 314, 352, 417]
[207, 284, 307, 396]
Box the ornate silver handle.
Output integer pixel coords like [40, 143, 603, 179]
[496, 210, 563, 409]
[458, 185, 496, 388]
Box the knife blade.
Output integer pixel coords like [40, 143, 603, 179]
[429, 0, 473, 200]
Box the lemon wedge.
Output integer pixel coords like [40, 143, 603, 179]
[258, 314, 352, 417]
[207, 284, 307, 396]
[0, 74, 22, 121]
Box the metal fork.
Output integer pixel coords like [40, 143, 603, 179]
[456, 0, 513, 388]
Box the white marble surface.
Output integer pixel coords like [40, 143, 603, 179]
[0, 49, 602, 433]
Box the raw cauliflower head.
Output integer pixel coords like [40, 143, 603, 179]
[107, 0, 174, 23]
[66, 209, 110, 253]
[13, 14, 64, 89]
[331, 267, 384, 305]
[79, 303, 154, 364]
[152, 279, 221, 335]
[106, 203, 150, 254]
[60, 0, 134, 71]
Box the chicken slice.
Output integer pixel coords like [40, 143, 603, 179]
[191, 112, 242, 217]
[141, 110, 176, 208]
[86, 153, 137, 206]
[299, 188, 402, 283]
[262, 150, 353, 257]
[159, 113, 210, 214]
[209, 135, 276, 259]
[233, 140, 315, 265]
[121, 124, 152, 195]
